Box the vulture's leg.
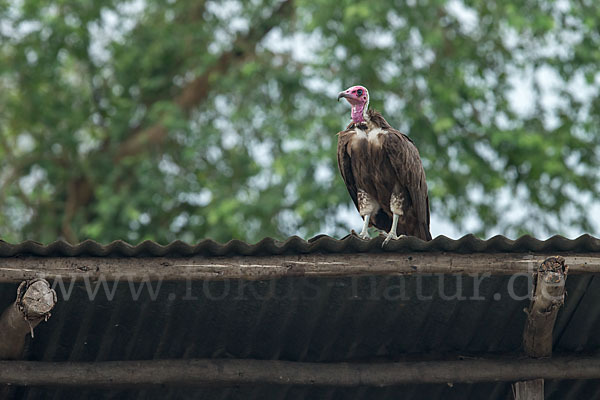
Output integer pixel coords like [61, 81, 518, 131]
[359, 214, 370, 239]
[382, 214, 400, 246]
[382, 192, 405, 247]
[357, 189, 376, 240]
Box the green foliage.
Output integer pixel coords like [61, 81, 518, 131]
[1, 0, 599, 243]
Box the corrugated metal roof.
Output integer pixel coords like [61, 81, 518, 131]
[2, 234, 599, 399]
[2, 234, 600, 257]
[2, 272, 599, 399]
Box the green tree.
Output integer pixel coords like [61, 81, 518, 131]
[0, 0, 599, 243]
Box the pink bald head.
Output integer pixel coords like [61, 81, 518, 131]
[337, 85, 370, 123]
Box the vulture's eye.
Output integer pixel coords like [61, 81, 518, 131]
[357, 89, 363, 96]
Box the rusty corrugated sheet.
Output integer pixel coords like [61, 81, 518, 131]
[1, 234, 600, 257]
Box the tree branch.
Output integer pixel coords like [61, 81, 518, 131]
[115, 0, 295, 161]
[61, 177, 93, 243]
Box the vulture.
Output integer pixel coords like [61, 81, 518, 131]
[336, 85, 432, 244]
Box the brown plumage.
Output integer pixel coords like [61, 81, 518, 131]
[337, 108, 432, 241]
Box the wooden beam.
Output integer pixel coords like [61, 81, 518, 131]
[0, 253, 598, 283]
[1, 356, 599, 387]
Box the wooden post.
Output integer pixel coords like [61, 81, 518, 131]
[0, 279, 56, 360]
[513, 379, 543, 400]
[514, 256, 567, 400]
[0, 279, 56, 399]
[522, 256, 568, 357]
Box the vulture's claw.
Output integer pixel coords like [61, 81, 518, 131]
[382, 233, 405, 247]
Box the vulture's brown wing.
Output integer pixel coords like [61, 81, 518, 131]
[337, 129, 359, 211]
[383, 129, 432, 240]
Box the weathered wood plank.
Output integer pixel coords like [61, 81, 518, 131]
[0, 253, 598, 283]
[0, 357, 599, 387]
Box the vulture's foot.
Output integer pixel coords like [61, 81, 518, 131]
[382, 213, 405, 247]
[382, 233, 407, 247]
[382, 231, 399, 247]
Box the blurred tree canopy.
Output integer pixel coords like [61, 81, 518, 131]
[0, 0, 599, 244]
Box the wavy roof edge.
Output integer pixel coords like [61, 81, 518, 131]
[1, 234, 600, 257]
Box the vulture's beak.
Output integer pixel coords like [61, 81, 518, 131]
[337, 92, 348, 101]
